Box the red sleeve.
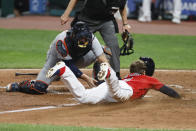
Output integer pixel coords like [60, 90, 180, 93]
[148, 77, 164, 90]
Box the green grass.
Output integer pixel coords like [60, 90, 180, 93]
[117, 33, 196, 69]
[0, 28, 59, 68]
[0, 123, 195, 131]
[0, 28, 196, 69]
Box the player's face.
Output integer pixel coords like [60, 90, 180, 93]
[77, 37, 88, 48]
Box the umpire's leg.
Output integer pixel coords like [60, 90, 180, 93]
[99, 21, 121, 79]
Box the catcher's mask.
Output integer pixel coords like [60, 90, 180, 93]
[71, 21, 92, 48]
[139, 57, 155, 76]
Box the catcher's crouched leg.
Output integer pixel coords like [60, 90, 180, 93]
[6, 80, 48, 94]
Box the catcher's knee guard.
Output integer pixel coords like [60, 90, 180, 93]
[18, 80, 48, 94]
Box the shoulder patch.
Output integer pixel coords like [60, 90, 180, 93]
[56, 40, 67, 57]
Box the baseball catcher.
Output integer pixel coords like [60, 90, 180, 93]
[5, 21, 111, 94]
[61, 0, 131, 80]
[45, 57, 180, 104]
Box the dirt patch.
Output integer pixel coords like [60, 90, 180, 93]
[0, 69, 196, 130]
[0, 16, 196, 35]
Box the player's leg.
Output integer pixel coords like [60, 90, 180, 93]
[138, 0, 152, 22]
[36, 50, 59, 84]
[6, 80, 48, 94]
[46, 61, 85, 100]
[172, 0, 181, 24]
[46, 61, 116, 104]
[6, 49, 58, 94]
[97, 63, 133, 102]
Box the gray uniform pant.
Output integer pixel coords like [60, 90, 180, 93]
[36, 50, 97, 85]
[87, 21, 120, 73]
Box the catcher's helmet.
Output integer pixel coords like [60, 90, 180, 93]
[71, 21, 92, 48]
[139, 57, 155, 76]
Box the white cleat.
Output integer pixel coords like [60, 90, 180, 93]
[4, 83, 19, 92]
[6, 84, 12, 92]
[46, 61, 66, 78]
[138, 16, 152, 22]
[97, 62, 110, 81]
[172, 18, 181, 24]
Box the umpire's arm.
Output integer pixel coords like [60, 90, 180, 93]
[61, 0, 78, 25]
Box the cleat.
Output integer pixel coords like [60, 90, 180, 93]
[97, 62, 110, 81]
[172, 18, 181, 24]
[6, 84, 12, 92]
[46, 61, 66, 78]
[138, 16, 151, 22]
[6, 83, 19, 92]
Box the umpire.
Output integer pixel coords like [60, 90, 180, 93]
[61, 0, 131, 79]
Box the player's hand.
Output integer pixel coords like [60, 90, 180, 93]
[60, 15, 69, 25]
[86, 77, 98, 88]
[122, 24, 131, 33]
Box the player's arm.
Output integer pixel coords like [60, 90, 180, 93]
[61, 0, 78, 25]
[159, 85, 181, 98]
[119, 1, 131, 32]
[96, 53, 109, 64]
[64, 60, 97, 87]
[91, 36, 109, 64]
[80, 74, 97, 88]
[64, 60, 83, 77]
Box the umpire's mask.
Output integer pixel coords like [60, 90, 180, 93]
[71, 21, 92, 48]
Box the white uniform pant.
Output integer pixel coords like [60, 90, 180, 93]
[61, 66, 133, 104]
[141, 0, 181, 19]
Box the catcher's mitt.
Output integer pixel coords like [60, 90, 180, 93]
[120, 30, 134, 56]
[139, 57, 155, 76]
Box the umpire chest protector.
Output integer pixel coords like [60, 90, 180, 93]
[81, 0, 126, 20]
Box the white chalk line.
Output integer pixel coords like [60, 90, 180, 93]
[0, 103, 80, 115]
[47, 90, 70, 94]
[168, 84, 184, 89]
[144, 95, 153, 98]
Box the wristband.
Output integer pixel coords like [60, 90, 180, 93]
[123, 24, 131, 28]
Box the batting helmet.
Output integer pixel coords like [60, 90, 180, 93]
[139, 57, 155, 76]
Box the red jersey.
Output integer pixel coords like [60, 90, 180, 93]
[123, 73, 164, 99]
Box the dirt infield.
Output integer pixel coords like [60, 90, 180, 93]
[0, 69, 196, 130]
[0, 16, 196, 130]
